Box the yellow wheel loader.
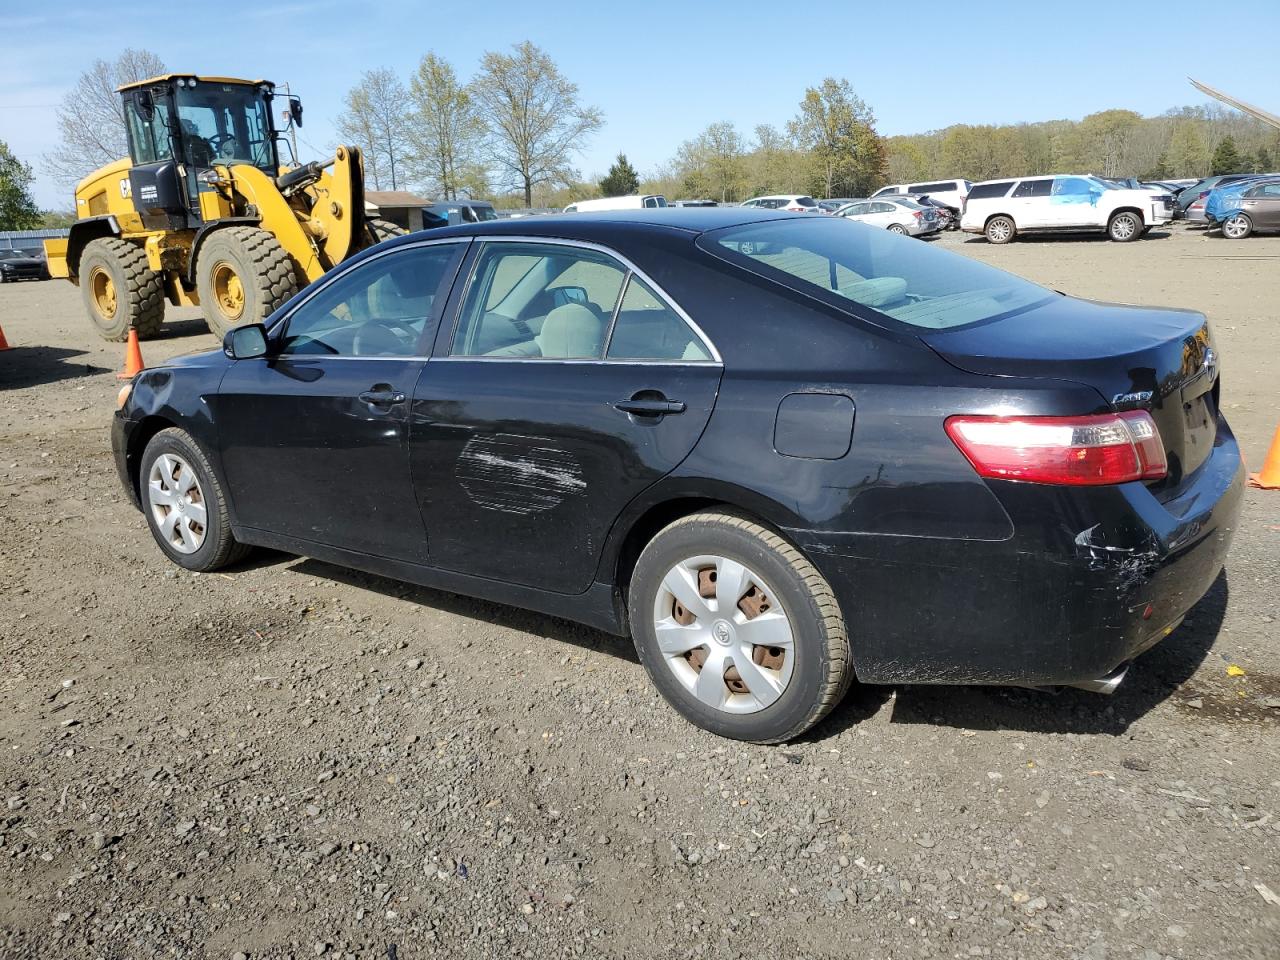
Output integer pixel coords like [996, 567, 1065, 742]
[43, 75, 404, 341]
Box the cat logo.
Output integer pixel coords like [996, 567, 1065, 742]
[119, 178, 131, 199]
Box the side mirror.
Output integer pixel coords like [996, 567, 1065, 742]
[223, 323, 269, 360]
[288, 96, 304, 127]
[136, 90, 155, 120]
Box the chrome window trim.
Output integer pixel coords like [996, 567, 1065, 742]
[447, 235, 722, 365]
[265, 236, 470, 360]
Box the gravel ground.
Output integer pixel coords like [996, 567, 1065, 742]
[1, 224, 1277, 960]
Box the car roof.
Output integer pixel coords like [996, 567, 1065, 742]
[377, 207, 802, 245]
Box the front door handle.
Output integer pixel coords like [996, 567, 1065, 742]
[614, 397, 686, 417]
[359, 387, 406, 406]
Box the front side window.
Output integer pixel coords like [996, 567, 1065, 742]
[703, 217, 1053, 331]
[279, 244, 463, 357]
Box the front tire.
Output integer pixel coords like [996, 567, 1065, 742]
[139, 428, 251, 571]
[985, 215, 1015, 244]
[78, 238, 165, 341]
[1222, 213, 1253, 239]
[195, 227, 298, 339]
[629, 511, 852, 743]
[1107, 210, 1142, 242]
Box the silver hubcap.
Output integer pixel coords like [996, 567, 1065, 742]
[652, 555, 796, 715]
[1224, 215, 1248, 238]
[1112, 215, 1137, 240]
[147, 453, 207, 554]
[989, 220, 1011, 241]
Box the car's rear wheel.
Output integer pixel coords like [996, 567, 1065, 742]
[985, 215, 1015, 244]
[629, 511, 852, 743]
[888, 223, 908, 235]
[139, 428, 251, 571]
[1222, 213, 1253, 240]
[1107, 211, 1142, 242]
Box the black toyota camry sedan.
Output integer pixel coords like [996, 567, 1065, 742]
[113, 208, 1243, 743]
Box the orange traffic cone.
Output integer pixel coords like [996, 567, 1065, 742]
[116, 327, 145, 380]
[0, 323, 10, 351]
[1249, 426, 1280, 490]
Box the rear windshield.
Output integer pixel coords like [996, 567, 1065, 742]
[701, 217, 1053, 330]
[795, 196, 817, 207]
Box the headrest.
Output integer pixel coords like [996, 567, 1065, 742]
[536, 303, 603, 358]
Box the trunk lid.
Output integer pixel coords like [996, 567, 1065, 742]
[920, 296, 1219, 493]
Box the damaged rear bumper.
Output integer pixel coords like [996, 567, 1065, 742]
[785, 415, 1244, 687]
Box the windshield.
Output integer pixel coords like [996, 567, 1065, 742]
[175, 83, 276, 170]
[0, 250, 23, 260]
[701, 217, 1053, 331]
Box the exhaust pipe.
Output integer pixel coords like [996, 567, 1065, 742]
[1066, 662, 1129, 695]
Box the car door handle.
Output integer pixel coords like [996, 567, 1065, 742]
[359, 388, 406, 406]
[614, 398, 685, 416]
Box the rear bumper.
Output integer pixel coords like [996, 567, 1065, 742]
[788, 414, 1244, 686]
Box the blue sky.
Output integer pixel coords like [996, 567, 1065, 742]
[4, 0, 1278, 208]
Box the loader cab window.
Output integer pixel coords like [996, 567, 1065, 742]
[174, 83, 277, 172]
[124, 94, 175, 165]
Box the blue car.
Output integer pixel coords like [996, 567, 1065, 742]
[1205, 176, 1280, 239]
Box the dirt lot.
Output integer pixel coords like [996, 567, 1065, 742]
[1, 225, 1277, 960]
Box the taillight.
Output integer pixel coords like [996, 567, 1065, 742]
[913, 210, 922, 219]
[944, 412, 1167, 485]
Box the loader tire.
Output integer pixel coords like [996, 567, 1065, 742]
[366, 217, 406, 246]
[196, 226, 298, 339]
[79, 238, 165, 342]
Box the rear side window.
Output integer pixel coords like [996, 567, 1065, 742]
[606, 276, 711, 361]
[910, 182, 950, 194]
[1012, 179, 1053, 198]
[702, 217, 1052, 331]
[967, 181, 1014, 200]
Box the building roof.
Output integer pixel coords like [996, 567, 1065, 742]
[365, 191, 431, 208]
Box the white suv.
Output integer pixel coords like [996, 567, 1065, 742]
[960, 175, 1174, 243]
[872, 179, 972, 213]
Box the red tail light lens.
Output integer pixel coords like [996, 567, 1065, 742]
[913, 210, 922, 219]
[945, 412, 1167, 485]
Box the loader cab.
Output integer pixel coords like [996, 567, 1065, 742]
[120, 75, 283, 230]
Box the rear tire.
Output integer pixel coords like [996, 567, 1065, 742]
[367, 217, 406, 245]
[985, 215, 1015, 244]
[1222, 213, 1253, 239]
[887, 224, 908, 235]
[629, 511, 852, 743]
[78, 238, 165, 342]
[1107, 210, 1142, 242]
[195, 226, 298, 339]
[139, 428, 251, 572]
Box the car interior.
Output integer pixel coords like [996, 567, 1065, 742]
[453, 247, 710, 361]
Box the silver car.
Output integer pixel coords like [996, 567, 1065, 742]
[837, 198, 940, 236]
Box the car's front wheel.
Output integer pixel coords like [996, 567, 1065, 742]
[1107, 211, 1143, 242]
[1222, 213, 1253, 239]
[629, 511, 852, 743]
[985, 215, 1015, 244]
[139, 428, 251, 571]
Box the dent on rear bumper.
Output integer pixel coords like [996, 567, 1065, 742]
[787, 418, 1244, 686]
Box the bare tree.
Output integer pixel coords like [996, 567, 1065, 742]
[337, 68, 411, 191]
[406, 53, 485, 200]
[44, 48, 166, 187]
[471, 42, 603, 206]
